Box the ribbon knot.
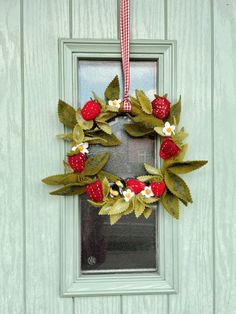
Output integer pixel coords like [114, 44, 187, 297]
[123, 97, 132, 112]
[120, 0, 132, 112]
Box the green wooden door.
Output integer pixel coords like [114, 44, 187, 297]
[1, 0, 236, 313]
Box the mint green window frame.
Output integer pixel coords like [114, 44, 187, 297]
[59, 39, 178, 296]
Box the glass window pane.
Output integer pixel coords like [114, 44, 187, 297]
[78, 60, 158, 273]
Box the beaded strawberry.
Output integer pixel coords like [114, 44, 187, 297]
[86, 180, 104, 202]
[126, 179, 145, 194]
[67, 153, 86, 173]
[151, 181, 166, 197]
[152, 96, 170, 119]
[160, 137, 181, 160]
[81, 100, 101, 121]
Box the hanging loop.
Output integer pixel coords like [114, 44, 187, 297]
[120, 0, 132, 112]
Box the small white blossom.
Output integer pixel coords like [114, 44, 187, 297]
[141, 186, 154, 198]
[71, 142, 89, 154]
[108, 99, 122, 109]
[162, 121, 175, 136]
[123, 189, 135, 202]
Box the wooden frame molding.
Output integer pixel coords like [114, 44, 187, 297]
[59, 39, 178, 297]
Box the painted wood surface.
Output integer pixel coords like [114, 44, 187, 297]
[213, 1, 236, 313]
[0, 1, 24, 313]
[167, 1, 214, 313]
[23, 0, 72, 313]
[1, 0, 236, 313]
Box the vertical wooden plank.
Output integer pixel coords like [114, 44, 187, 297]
[122, 295, 168, 314]
[73, 0, 121, 313]
[130, 0, 165, 39]
[23, 0, 73, 312]
[167, 0, 213, 313]
[0, 1, 24, 313]
[75, 296, 121, 314]
[123, 0, 168, 313]
[214, 1, 236, 313]
[72, 0, 118, 39]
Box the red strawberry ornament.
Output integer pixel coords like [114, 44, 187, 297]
[86, 180, 104, 202]
[67, 153, 86, 173]
[152, 96, 170, 119]
[126, 179, 145, 194]
[81, 100, 101, 121]
[160, 137, 181, 160]
[151, 181, 166, 197]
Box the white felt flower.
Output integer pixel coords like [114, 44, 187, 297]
[108, 99, 122, 109]
[123, 189, 135, 202]
[141, 186, 154, 198]
[72, 142, 89, 154]
[162, 122, 175, 136]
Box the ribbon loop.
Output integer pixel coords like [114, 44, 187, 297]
[120, 0, 131, 112]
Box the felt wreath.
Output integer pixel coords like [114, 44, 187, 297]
[42, 75, 207, 225]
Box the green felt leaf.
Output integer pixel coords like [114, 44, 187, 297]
[123, 202, 134, 215]
[83, 136, 107, 144]
[76, 109, 94, 130]
[168, 160, 208, 174]
[130, 96, 143, 115]
[169, 96, 181, 125]
[98, 170, 120, 182]
[164, 170, 192, 203]
[133, 197, 145, 218]
[42, 173, 78, 185]
[135, 90, 152, 114]
[109, 198, 130, 215]
[172, 128, 188, 144]
[96, 112, 117, 122]
[131, 114, 163, 128]
[143, 207, 153, 219]
[104, 75, 120, 100]
[72, 124, 84, 143]
[142, 197, 159, 204]
[144, 163, 162, 176]
[154, 126, 164, 136]
[161, 191, 179, 219]
[96, 121, 112, 134]
[76, 177, 97, 186]
[50, 184, 86, 196]
[58, 99, 77, 129]
[137, 175, 156, 182]
[98, 200, 115, 215]
[110, 214, 122, 225]
[84, 131, 121, 146]
[88, 200, 106, 208]
[84, 152, 110, 176]
[92, 92, 107, 110]
[105, 106, 119, 112]
[102, 177, 110, 197]
[123, 123, 154, 137]
[56, 133, 73, 141]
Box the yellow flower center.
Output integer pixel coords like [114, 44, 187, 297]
[112, 101, 117, 106]
[126, 192, 131, 198]
[146, 189, 151, 195]
[166, 127, 172, 133]
[78, 146, 84, 152]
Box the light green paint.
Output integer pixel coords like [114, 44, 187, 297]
[1, 0, 236, 313]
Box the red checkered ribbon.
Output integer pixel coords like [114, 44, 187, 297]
[120, 0, 132, 112]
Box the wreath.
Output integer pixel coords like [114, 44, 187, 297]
[42, 75, 207, 225]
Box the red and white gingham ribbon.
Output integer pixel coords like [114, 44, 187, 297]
[120, 0, 132, 112]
